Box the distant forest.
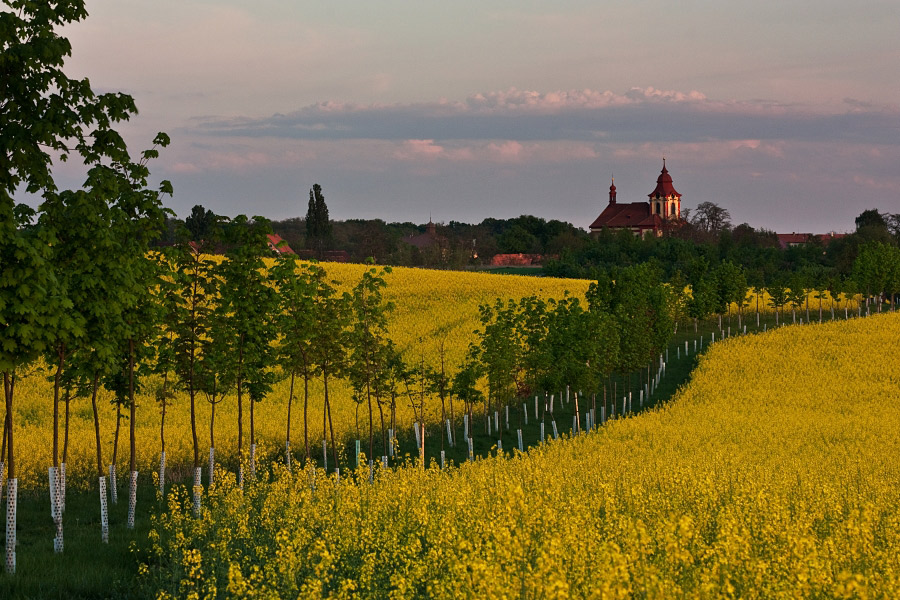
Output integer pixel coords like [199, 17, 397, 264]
[160, 203, 900, 289]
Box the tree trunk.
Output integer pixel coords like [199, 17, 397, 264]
[324, 370, 339, 471]
[88, 373, 108, 543]
[52, 347, 65, 468]
[127, 339, 138, 529]
[286, 371, 295, 465]
[237, 338, 244, 485]
[303, 372, 310, 463]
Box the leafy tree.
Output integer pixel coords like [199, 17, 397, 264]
[217, 216, 279, 482]
[472, 299, 522, 440]
[272, 258, 321, 465]
[184, 204, 220, 242]
[309, 274, 351, 471]
[691, 202, 732, 235]
[767, 279, 790, 324]
[347, 265, 394, 466]
[167, 242, 217, 489]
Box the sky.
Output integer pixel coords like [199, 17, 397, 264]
[48, 0, 900, 233]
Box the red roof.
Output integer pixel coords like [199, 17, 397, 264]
[491, 253, 543, 266]
[648, 159, 681, 200]
[776, 232, 847, 249]
[589, 202, 662, 231]
[267, 233, 295, 255]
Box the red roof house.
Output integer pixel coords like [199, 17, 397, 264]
[267, 233, 295, 255]
[776, 232, 847, 249]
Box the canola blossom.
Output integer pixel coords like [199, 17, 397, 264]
[147, 312, 900, 599]
[6, 263, 589, 490]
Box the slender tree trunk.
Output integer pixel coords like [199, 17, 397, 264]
[4, 372, 17, 572]
[303, 371, 310, 463]
[90, 375, 102, 477]
[48, 347, 66, 549]
[62, 386, 71, 465]
[160, 374, 168, 456]
[286, 371, 295, 462]
[237, 375, 244, 485]
[209, 400, 216, 452]
[367, 376, 374, 465]
[324, 370, 339, 470]
[89, 373, 109, 543]
[378, 400, 387, 457]
[127, 339, 138, 529]
[112, 399, 122, 470]
[237, 339, 244, 481]
[52, 347, 65, 468]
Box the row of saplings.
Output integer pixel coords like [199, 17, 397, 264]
[0, 227, 683, 575]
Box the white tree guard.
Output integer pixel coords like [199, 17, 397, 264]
[445, 419, 452, 447]
[192, 467, 202, 517]
[285, 440, 291, 472]
[467, 437, 474, 461]
[368, 459, 374, 483]
[382, 456, 388, 469]
[49, 466, 57, 517]
[497, 440, 502, 453]
[440, 450, 445, 469]
[49, 466, 63, 552]
[540, 422, 545, 443]
[534, 396, 538, 418]
[60, 462, 67, 513]
[127, 470, 138, 530]
[487, 416, 491, 436]
[517, 429, 523, 452]
[413, 422, 420, 449]
[6, 478, 16, 574]
[505, 406, 509, 430]
[523, 404, 528, 425]
[98, 476, 109, 544]
[109, 464, 118, 505]
[572, 415, 577, 434]
[388, 428, 394, 458]
[334, 468, 340, 483]
[601, 406, 606, 424]
[209, 447, 215, 488]
[493, 411, 499, 432]
[462, 416, 468, 441]
[552, 421, 559, 440]
[550, 395, 554, 413]
[159, 451, 166, 496]
[250, 444, 256, 479]
[322, 440, 328, 472]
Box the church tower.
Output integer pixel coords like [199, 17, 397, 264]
[648, 159, 682, 220]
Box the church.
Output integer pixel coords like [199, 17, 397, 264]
[589, 160, 682, 237]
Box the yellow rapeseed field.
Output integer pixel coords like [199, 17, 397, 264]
[9, 263, 589, 489]
[148, 312, 900, 598]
